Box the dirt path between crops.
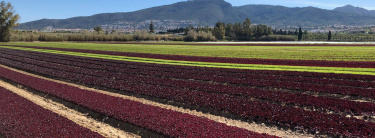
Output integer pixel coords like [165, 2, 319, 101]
[0, 64, 316, 138]
[0, 80, 140, 138]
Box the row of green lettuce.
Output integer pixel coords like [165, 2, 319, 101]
[1, 45, 374, 76]
[2, 42, 375, 62]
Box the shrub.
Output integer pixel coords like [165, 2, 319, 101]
[184, 30, 216, 42]
[184, 30, 198, 41]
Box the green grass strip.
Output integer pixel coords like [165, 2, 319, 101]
[1, 45, 375, 76]
[2, 42, 375, 62]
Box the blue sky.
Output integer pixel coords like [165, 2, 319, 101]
[4, 0, 375, 23]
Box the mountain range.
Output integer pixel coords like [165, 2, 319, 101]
[17, 0, 375, 30]
[333, 5, 375, 16]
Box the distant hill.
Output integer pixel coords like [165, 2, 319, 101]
[236, 5, 375, 27]
[17, 0, 375, 30]
[333, 5, 375, 16]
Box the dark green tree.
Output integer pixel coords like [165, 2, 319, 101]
[93, 26, 103, 34]
[225, 23, 236, 40]
[253, 24, 272, 38]
[328, 30, 332, 41]
[213, 22, 225, 40]
[298, 27, 303, 41]
[0, 1, 20, 42]
[233, 23, 242, 40]
[225, 23, 233, 36]
[242, 18, 252, 40]
[204, 26, 212, 33]
[149, 22, 155, 33]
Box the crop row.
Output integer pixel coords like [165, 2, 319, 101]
[1, 49, 374, 113]
[5, 49, 373, 88]
[1, 52, 374, 116]
[1, 55, 375, 137]
[0, 87, 103, 137]
[1, 48, 374, 99]
[1, 47, 374, 82]
[0, 66, 272, 137]
[8, 45, 375, 68]
[5, 47, 375, 83]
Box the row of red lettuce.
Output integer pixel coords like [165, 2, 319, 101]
[0, 49, 374, 137]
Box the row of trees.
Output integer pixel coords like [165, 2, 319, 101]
[275, 29, 375, 42]
[11, 30, 185, 42]
[3, 1, 374, 42]
[181, 18, 299, 42]
[16, 29, 374, 42]
[212, 18, 273, 41]
[302, 32, 375, 42]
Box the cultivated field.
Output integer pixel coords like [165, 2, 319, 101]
[0, 42, 374, 137]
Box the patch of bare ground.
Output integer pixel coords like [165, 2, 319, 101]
[0, 79, 139, 138]
[0, 64, 315, 138]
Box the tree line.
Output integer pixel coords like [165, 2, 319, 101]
[2, 1, 374, 42]
[184, 18, 274, 41]
[212, 18, 273, 41]
[181, 18, 296, 41]
[302, 32, 375, 42]
[11, 30, 185, 42]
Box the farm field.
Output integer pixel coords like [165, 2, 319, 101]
[3, 42, 375, 61]
[0, 42, 374, 137]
